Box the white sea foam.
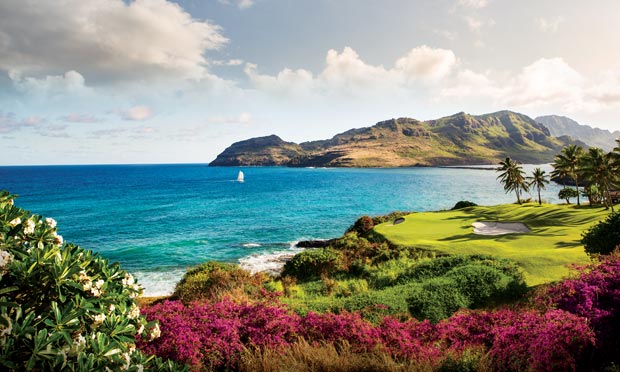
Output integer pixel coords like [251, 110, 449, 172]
[238, 241, 305, 276]
[242, 243, 262, 248]
[131, 268, 187, 297]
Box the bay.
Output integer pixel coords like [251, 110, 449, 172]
[0, 164, 563, 296]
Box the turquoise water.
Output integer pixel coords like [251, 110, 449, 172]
[0, 164, 562, 295]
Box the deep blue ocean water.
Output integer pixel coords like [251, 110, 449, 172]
[0, 164, 563, 295]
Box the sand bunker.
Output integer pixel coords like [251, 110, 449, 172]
[472, 221, 530, 236]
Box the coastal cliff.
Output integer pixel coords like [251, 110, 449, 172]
[210, 111, 584, 167]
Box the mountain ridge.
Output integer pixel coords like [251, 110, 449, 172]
[210, 110, 586, 167]
[535, 115, 619, 151]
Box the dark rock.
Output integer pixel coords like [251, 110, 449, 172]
[296, 239, 338, 248]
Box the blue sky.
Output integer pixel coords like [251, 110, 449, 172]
[1, 0, 619, 165]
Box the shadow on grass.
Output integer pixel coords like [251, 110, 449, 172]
[554, 240, 582, 249]
[438, 232, 524, 242]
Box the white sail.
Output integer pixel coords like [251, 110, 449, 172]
[237, 171, 244, 182]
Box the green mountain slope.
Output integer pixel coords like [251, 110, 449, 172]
[210, 111, 580, 167]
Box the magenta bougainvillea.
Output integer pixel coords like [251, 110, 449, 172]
[139, 254, 620, 371]
[139, 299, 595, 371]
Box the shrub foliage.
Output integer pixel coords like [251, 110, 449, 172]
[0, 191, 185, 371]
[582, 212, 620, 255]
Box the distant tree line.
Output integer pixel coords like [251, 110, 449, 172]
[496, 139, 620, 211]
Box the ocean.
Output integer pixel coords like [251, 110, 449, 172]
[0, 164, 563, 296]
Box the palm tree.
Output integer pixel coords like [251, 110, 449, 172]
[580, 147, 617, 212]
[611, 138, 620, 170]
[497, 157, 529, 204]
[528, 168, 549, 205]
[552, 145, 584, 205]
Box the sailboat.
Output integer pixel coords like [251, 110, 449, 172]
[236, 170, 245, 183]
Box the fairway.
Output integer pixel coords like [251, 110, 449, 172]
[373, 203, 610, 285]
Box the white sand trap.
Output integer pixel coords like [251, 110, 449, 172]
[472, 221, 530, 236]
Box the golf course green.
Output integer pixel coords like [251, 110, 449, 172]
[373, 203, 610, 285]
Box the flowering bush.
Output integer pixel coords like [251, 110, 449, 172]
[140, 299, 300, 370]
[142, 296, 595, 371]
[540, 253, 620, 368]
[0, 191, 185, 371]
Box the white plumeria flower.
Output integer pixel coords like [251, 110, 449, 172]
[23, 219, 35, 234]
[90, 287, 102, 297]
[127, 304, 140, 320]
[0, 250, 12, 268]
[93, 313, 106, 327]
[9, 217, 21, 227]
[149, 323, 161, 340]
[122, 273, 135, 287]
[52, 232, 63, 246]
[45, 217, 57, 228]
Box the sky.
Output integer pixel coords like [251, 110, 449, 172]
[1, 0, 619, 165]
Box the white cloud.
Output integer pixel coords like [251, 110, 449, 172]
[0, 0, 227, 85]
[60, 113, 102, 123]
[395, 46, 457, 82]
[466, 17, 484, 32]
[121, 106, 154, 121]
[208, 112, 253, 124]
[245, 63, 315, 95]
[212, 59, 245, 66]
[0, 112, 45, 133]
[320, 47, 397, 92]
[9, 70, 91, 97]
[537, 16, 565, 33]
[502, 58, 585, 109]
[441, 69, 499, 98]
[458, 0, 490, 9]
[246, 46, 458, 96]
[218, 0, 255, 10]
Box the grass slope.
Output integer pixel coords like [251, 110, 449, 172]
[373, 203, 609, 285]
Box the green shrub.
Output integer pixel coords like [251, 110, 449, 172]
[451, 201, 478, 210]
[0, 191, 185, 371]
[173, 261, 267, 303]
[407, 277, 469, 323]
[445, 264, 516, 307]
[396, 255, 471, 282]
[559, 187, 579, 204]
[582, 213, 620, 256]
[401, 255, 527, 322]
[281, 248, 342, 281]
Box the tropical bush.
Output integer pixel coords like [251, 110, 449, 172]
[451, 200, 478, 210]
[281, 248, 342, 281]
[173, 261, 268, 303]
[558, 187, 579, 204]
[346, 215, 374, 235]
[0, 191, 185, 371]
[582, 212, 620, 255]
[346, 212, 411, 236]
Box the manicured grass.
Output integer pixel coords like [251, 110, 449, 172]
[373, 203, 609, 285]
